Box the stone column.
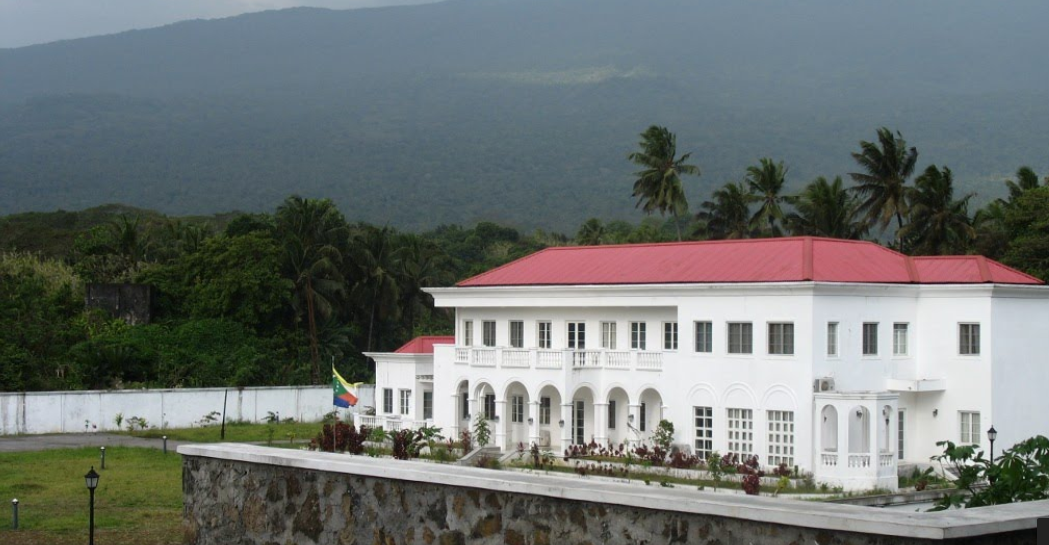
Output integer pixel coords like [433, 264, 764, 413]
[528, 401, 540, 446]
[495, 400, 507, 450]
[449, 394, 461, 437]
[593, 403, 609, 445]
[560, 403, 573, 447]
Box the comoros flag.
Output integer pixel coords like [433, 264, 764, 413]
[332, 366, 362, 408]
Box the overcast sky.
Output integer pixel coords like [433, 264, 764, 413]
[0, 0, 437, 48]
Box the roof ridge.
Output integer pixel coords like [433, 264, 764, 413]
[456, 247, 555, 286]
[548, 236, 877, 252]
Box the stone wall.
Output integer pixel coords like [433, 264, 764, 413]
[180, 444, 1046, 545]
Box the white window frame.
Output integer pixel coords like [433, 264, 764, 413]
[399, 389, 411, 416]
[537, 321, 552, 349]
[539, 397, 551, 425]
[959, 323, 981, 355]
[727, 322, 753, 354]
[608, 399, 616, 430]
[960, 411, 981, 445]
[462, 320, 473, 347]
[511, 395, 524, 423]
[862, 322, 879, 356]
[663, 322, 678, 351]
[483, 394, 496, 420]
[567, 321, 586, 349]
[694, 321, 713, 353]
[767, 322, 794, 355]
[601, 321, 617, 350]
[509, 320, 524, 348]
[893, 323, 909, 356]
[383, 388, 393, 414]
[482, 320, 496, 347]
[423, 391, 433, 420]
[827, 322, 839, 357]
[630, 321, 647, 350]
[693, 406, 713, 460]
[897, 409, 905, 460]
[766, 410, 795, 467]
[727, 408, 753, 457]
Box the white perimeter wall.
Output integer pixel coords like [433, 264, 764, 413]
[0, 385, 375, 435]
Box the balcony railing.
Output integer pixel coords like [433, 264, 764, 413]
[879, 453, 895, 467]
[847, 454, 871, 468]
[454, 347, 662, 372]
[821, 453, 838, 467]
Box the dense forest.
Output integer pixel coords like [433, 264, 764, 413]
[2, 0, 1048, 231]
[2, 125, 1047, 392]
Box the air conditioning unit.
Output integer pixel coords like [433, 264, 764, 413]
[813, 378, 835, 392]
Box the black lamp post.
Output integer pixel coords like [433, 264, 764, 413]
[84, 467, 99, 545]
[987, 425, 998, 484]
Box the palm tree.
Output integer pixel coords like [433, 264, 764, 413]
[784, 176, 867, 239]
[848, 127, 919, 246]
[628, 125, 701, 241]
[275, 196, 347, 382]
[1002, 166, 1041, 205]
[746, 158, 789, 236]
[575, 218, 606, 246]
[397, 234, 448, 336]
[350, 226, 402, 352]
[696, 182, 756, 240]
[899, 165, 975, 255]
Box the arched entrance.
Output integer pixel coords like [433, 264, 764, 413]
[536, 384, 563, 450]
[503, 381, 530, 449]
[638, 388, 664, 442]
[570, 386, 596, 446]
[606, 386, 630, 446]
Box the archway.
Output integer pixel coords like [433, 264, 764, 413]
[638, 388, 664, 442]
[536, 384, 563, 450]
[848, 406, 870, 454]
[503, 381, 530, 449]
[821, 405, 838, 452]
[605, 386, 630, 446]
[570, 386, 596, 446]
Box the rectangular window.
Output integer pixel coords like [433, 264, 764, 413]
[383, 388, 393, 414]
[463, 320, 473, 346]
[423, 391, 433, 420]
[727, 408, 754, 457]
[482, 320, 496, 347]
[959, 323, 981, 355]
[537, 321, 552, 349]
[960, 411, 981, 445]
[898, 410, 905, 460]
[863, 322, 879, 355]
[766, 410, 795, 466]
[509, 320, 524, 348]
[539, 397, 551, 425]
[399, 389, 411, 415]
[663, 322, 678, 350]
[461, 392, 469, 420]
[511, 395, 524, 423]
[694, 321, 713, 353]
[567, 322, 586, 349]
[767, 322, 794, 355]
[483, 394, 496, 420]
[728, 322, 753, 354]
[893, 323, 909, 356]
[639, 402, 647, 432]
[693, 406, 713, 460]
[601, 322, 617, 349]
[631, 321, 647, 350]
[827, 322, 838, 356]
[608, 400, 616, 430]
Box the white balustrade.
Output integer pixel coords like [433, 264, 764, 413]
[454, 348, 471, 364]
[502, 349, 530, 368]
[879, 453, 894, 467]
[571, 350, 601, 368]
[821, 453, 838, 467]
[473, 348, 496, 367]
[847, 454, 871, 468]
[636, 352, 662, 370]
[606, 351, 630, 368]
[536, 350, 563, 369]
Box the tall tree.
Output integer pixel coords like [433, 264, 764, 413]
[1004, 166, 1041, 203]
[350, 226, 402, 352]
[784, 176, 866, 239]
[848, 127, 919, 247]
[899, 166, 975, 255]
[745, 158, 789, 237]
[397, 234, 448, 336]
[696, 182, 755, 240]
[627, 125, 701, 241]
[575, 218, 606, 246]
[275, 196, 346, 382]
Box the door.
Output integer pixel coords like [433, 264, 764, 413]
[568, 321, 586, 366]
[574, 400, 585, 445]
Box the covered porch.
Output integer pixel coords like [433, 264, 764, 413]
[813, 391, 899, 491]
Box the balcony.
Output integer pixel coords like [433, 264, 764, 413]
[453, 347, 662, 372]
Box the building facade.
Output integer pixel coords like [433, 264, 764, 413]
[366, 237, 1049, 490]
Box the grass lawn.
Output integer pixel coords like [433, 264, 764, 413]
[0, 447, 182, 545]
[127, 420, 322, 444]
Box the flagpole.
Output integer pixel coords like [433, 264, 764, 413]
[332, 357, 338, 453]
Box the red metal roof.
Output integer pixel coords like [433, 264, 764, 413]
[456, 237, 1043, 287]
[393, 336, 456, 354]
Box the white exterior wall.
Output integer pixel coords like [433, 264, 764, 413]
[371, 353, 434, 422]
[368, 281, 1049, 491]
[0, 385, 375, 435]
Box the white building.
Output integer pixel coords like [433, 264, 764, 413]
[366, 237, 1049, 490]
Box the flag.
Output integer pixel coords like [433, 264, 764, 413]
[332, 365, 362, 408]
